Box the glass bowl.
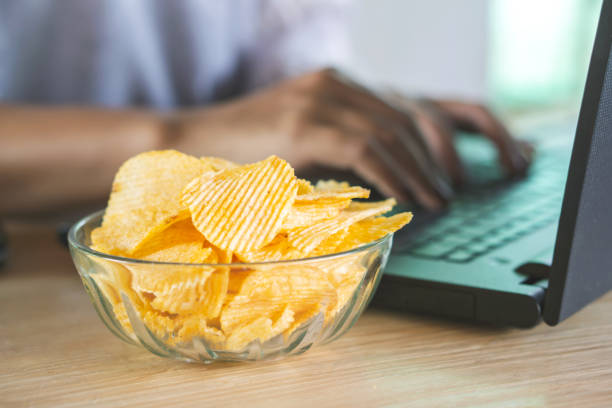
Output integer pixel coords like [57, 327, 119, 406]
[68, 210, 392, 363]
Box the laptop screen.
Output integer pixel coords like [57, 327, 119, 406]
[545, 0, 612, 325]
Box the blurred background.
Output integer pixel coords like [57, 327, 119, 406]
[344, 0, 602, 115]
[1, 0, 601, 112]
[0, 0, 604, 222]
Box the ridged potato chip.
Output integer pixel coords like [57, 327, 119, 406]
[330, 264, 367, 317]
[134, 266, 228, 318]
[311, 251, 368, 318]
[309, 229, 350, 257]
[224, 306, 294, 351]
[211, 246, 233, 264]
[111, 301, 133, 333]
[141, 309, 183, 339]
[174, 316, 226, 345]
[347, 198, 396, 212]
[235, 233, 303, 262]
[295, 185, 370, 202]
[199, 267, 229, 318]
[131, 266, 212, 313]
[97, 150, 213, 254]
[296, 178, 314, 194]
[284, 303, 324, 338]
[220, 266, 336, 335]
[282, 198, 351, 230]
[287, 199, 396, 254]
[336, 212, 413, 252]
[91, 227, 120, 255]
[131, 218, 211, 263]
[91, 259, 159, 336]
[182, 155, 298, 253]
[314, 179, 350, 191]
[224, 316, 273, 351]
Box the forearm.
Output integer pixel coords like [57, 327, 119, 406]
[0, 105, 166, 216]
[171, 95, 298, 165]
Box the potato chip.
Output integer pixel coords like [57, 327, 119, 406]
[330, 265, 366, 317]
[282, 198, 352, 230]
[97, 150, 213, 254]
[131, 264, 211, 298]
[91, 260, 155, 335]
[224, 317, 272, 351]
[134, 266, 228, 318]
[335, 212, 413, 252]
[141, 309, 183, 338]
[211, 246, 233, 264]
[283, 303, 325, 338]
[295, 185, 370, 202]
[224, 306, 294, 351]
[131, 218, 211, 263]
[92, 274, 121, 306]
[220, 266, 336, 334]
[90, 227, 123, 256]
[174, 316, 226, 345]
[273, 306, 296, 335]
[296, 178, 314, 194]
[89, 262, 134, 333]
[199, 267, 229, 318]
[201, 156, 239, 171]
[235, 233, 303, 262]
[98, 259, 139, 303]
[318, 251, 365, 282]
[227, 268, 253, 294]
[133, 269, 210, 313]
[313, 252, 369, 318]
[347, 198, 396, 212]
[286, 199, 396, 254]
[308, 229, 350, 257]
[183, 155, 298, 253]
[111, 301, 134, 333]
[314, 179, 351, 191]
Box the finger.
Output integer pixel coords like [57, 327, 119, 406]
[388, 95, 466, 185]
[302, 70, 436, 163]
[304, 76, 453, 200]
[306, 102, 450, 208]
[352, 143, 416, 204]
[365, 136, 446, 210]
[432, 100, 530, 175]
[297, 122, 444, 209]
[518, 139, 535, 162]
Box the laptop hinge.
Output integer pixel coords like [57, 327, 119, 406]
[516, 262, 551, 285]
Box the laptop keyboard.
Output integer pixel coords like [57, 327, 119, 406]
[393, 150, 569, 263]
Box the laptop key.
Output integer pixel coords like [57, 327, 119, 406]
[462, 239, 490, 254]
[445, 249, 475, 262]
[409, 241, 457, 258]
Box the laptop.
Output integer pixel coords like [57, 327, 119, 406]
[372, 0, 612, 327]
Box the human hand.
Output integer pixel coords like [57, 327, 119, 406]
[173, 69, 531, 210]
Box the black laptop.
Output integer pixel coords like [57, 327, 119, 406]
[373, 0, 612, 327]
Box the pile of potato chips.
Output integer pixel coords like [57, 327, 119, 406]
[90, 150, 412, 351]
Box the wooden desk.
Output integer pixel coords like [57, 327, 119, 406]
[1, 223, 611, 408]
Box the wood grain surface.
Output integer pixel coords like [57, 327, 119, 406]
[1, 222, 611, 408]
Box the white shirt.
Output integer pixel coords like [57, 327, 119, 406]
[0, 0, 348, 109]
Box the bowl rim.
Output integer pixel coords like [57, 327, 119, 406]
[68, 209, 393, 267]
